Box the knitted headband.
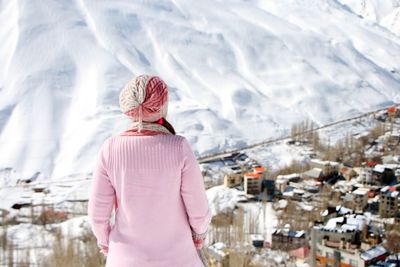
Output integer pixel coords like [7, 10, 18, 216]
[119, 75, 168, 132]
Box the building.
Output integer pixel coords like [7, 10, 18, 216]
[207, 242, 229, 266]
[315, 242, 388, 267]
[244, 172, 262, 195]
[302, 168, 323, 181]
[223, 173, 242, 188]
[253, 166, 266, 175]
[359, 245, 389, 266]
[259, 179, 275, 201]
[339, 166, 358, 181]
[385, 133, 400, 149]
[275, 173, 301, 193]
[352, 188, 370, 213]
[378, 185, 400, 218]
[372, 164, 398, 185]
[311, 214, 387, 267]
[250, 234, 267, 248]
[272, 229, 308, 251]
[289, 246, 310, 262]
[310, 159, 340, 177]
[243, 166, 267, 195]
[359, 167, 373, 185]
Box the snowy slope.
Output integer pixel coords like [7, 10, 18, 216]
[0, 0, 400, 179]
[338, 0, 400, 35]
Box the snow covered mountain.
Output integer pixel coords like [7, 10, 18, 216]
[338, 0, 400, 35]
[0, 0, 399, 180]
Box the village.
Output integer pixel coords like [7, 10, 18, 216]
[200, 106, 400, 267]
[0, 106, 399, 266]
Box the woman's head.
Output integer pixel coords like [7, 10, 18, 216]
[119, 75, 175, 135]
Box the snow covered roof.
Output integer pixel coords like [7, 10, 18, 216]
[250, 234, 264, 241]
[373, 164, 386, 173]
[275, 179, 287, 184]
[374, 164, 400, 173]
[298, 202, 313, 211]
[353, 187, 370, 196]
[277, 199, 288, 209]
[303, 180, 321, 186]
[336, 205, 353, 215]
[207, 242, 228, 258]
[276, 173, 301, 181]
[311, 159, 339, 166]
[293, 188, 305, 194]
[244, 172, 262, 178]
[360, 245, 388, 261]
[341, 224, 357, 232]
[380, 186, 400, 198]
[283, 191, 294, 197]
[343, 193, 355, 202]
[322, 214, 365, 232]
[382, 155, 400, 164]
[302, 168, 323, 178]
[272, 229, 305, 238]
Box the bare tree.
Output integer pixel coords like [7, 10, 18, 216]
[384, 228, 400, 267]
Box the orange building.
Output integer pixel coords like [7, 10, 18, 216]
[244, 172, 262, 195]
[253, 166, 266, 174]
[387, 106, 397, 114]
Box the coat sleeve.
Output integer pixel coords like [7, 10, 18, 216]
[180, 137, 212, 235]
[88, 138, 116, 249]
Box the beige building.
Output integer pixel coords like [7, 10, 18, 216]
[339, 166, 358, 181]
[315, 242, 387, 267]
[310, 159, 339, 177]
[223, 173, 242, 188]
[275, 173, 301, 193]
[352, 187, 370, 212]
[311, 215, 388, 267]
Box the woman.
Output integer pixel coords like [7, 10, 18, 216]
[88, 75, 212, 267]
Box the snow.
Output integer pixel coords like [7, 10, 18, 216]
[353, 187, 370, 195]
[206, 185, 244, 216]
[277, 199, 288, 209]
[338, 0, 400, 36]
[237, 201, 278, 243]
[0, 0, 400, 179]
[298, 202, 314, 211]
[360, 244, 388, 261]
[323, 214, 366, 231]
[245, 141, 311, 173]
[1, 215, 90, 265]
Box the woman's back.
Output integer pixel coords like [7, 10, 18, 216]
[88, 133, 212, 267]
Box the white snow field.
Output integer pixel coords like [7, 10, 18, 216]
[0, 0, 400, 180]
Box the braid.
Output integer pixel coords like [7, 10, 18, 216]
[160, 117, 176, 135]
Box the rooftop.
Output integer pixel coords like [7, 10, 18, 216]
[380, 185, 400, 198]
[353, 187, 370, 196]
[253, 166, 266, 173]
[311, 159, 340, 166]
[244, 172, 262, 178]
[360, 245, 388, 261]
[302, 168, 323, 178]
[320, 214, 366, 233]
[373, 164, 400, 173]
[276, 173, 301, 181]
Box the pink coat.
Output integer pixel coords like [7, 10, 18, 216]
[88, 133, 212, 267]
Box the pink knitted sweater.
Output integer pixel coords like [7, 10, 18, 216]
[88, 133, 212, 267]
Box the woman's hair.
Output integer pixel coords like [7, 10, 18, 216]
[160, 117, 176, 135]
